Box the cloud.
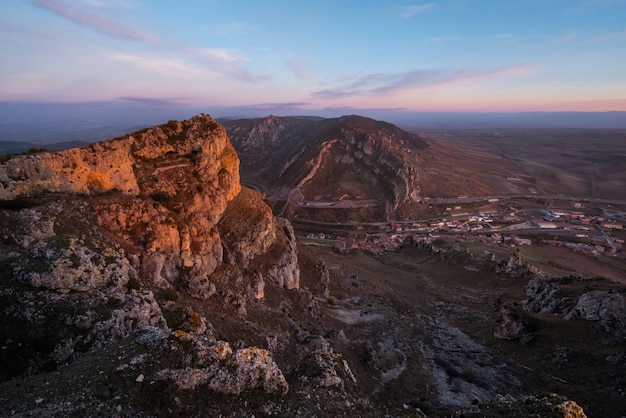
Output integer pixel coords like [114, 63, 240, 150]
[313, 69, 453, 99]
[591, 30, 626, 42]
[287, 59, 312, 80]
[399, 3, 435, 18]
[109, 52, 210, 77]
[83, 0, 139, 8]
[312, 64, 536, 99]
[425, 35, 455, 44]
[117, 97, 185, 107]
[248, 102, 309, 110]
[214, 21, 257, 36]
[191, 47, 246, 64]
[109, 49, 269, 83]
[186, 47, 270, 82]
[32, 0, 157, 42]
[547, 32, 577, 46]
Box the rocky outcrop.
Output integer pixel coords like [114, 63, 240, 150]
[524, 276, 626, 344]
[566, 290, 626, 345]
[294, 348, 357, 389]
[0, 114, 302, 384]
[1, 115, 299, 302]
[13, 237, 132, 293]
[265, 218, 300, 289]
[495, 253, 534, 278]
[0, 138, 139, 198]
[0, 199, 167, 377]
[566, 290, 626, 322]
[157, 337, 288, 395]
[523, 276, 575, 315]
[493, 302, 534, 344]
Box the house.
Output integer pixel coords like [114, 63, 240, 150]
[536, 221, 557, 229]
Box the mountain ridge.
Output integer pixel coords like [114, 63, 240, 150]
[224, 114, 498, 222]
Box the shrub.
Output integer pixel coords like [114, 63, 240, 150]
[0, 196, 37, 210]
[149, 191, 171, 202]
[160, 288, 178, 301]
[127, 276, 141, 291]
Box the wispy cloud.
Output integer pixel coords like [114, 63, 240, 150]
[287, 59, 312, 80]
[547, 32, 577, 46]
[186, 47, 269, 82]
[249, 102, 308, 110]
[32, 0, 157, 42]
[425, 35, 455, 44]
[108, 48, 269, 83]
[399, 3, 435, 18]
[312, 64, 536, 99]
[313, 70, 451, 99]
[494, 33, 519, 41]
[83, 0, 139, 8]
[214, 20, 257, 36]
[117, 97, 184, 107]
[109, 52, 209, 77]
[591, 30, 626, 42]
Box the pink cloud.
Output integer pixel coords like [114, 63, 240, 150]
[287, 59, 312, 80]
[312, 64, 538, 100]
[32, 0, 157, 42]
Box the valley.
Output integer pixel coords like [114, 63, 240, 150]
[226, 116, 626, 417]
[0, 115, 624, 417]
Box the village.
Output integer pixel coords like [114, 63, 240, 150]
[298, 199, 626, 258]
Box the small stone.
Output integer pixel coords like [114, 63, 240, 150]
[35, 398, 44, 405]
[136, 373, 145, 383]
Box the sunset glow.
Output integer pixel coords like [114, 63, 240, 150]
[2, 0, 626, 115]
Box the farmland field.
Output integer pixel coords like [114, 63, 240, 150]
[419, 128, 626, 199]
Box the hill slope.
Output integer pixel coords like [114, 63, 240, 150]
[224, 115, 501, 221]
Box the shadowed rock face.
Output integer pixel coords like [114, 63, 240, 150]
[224, 115, 430, 219]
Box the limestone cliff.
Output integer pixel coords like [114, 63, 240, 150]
[0, 114, 301, 392]
[0, 114, 299, 299]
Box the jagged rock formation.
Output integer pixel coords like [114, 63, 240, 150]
[156, 336, 288, 395]
[1, 115, 299, 300]
[0, 199, 167, 378]
[566, 290, 626, 345]
[493, 302, 535, 344]
[523, 276, 576, 315]
[0, 115, 299, 398]
[524, 277, 626, 345]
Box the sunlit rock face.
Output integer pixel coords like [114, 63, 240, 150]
[0, 114, 299, 299]
[0, 115, 300, 400]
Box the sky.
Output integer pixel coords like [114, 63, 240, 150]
[1, 0, 626, 117]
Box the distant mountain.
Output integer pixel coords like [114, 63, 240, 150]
[0, 140, 90, 156]
[224, 115, 501, 221]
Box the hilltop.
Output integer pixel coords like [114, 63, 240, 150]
[224, 115, 501, 222]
